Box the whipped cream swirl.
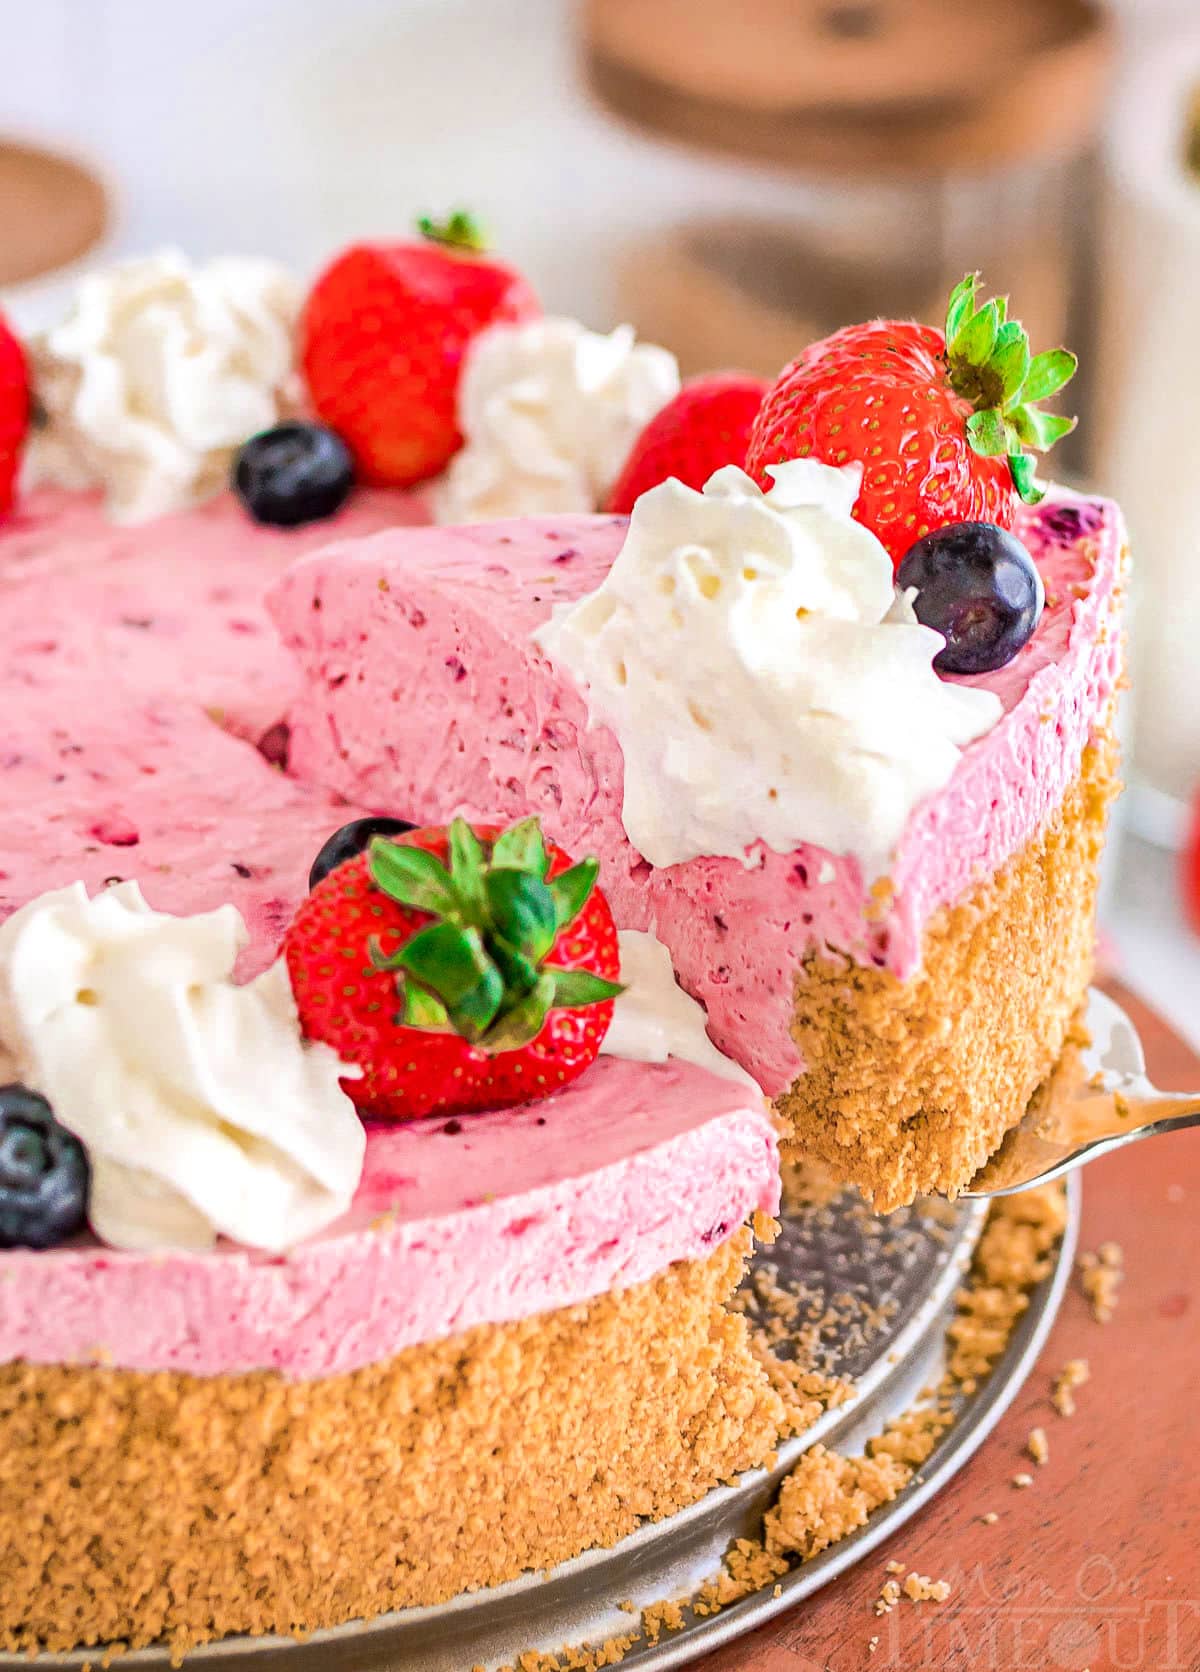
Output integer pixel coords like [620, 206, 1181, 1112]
[0, 882, 363, 1253]
[601, 930, 760, 1090]
[536, 461, 1002, 877]
[435, 316, 680, 523]
[25, 250, 301, 524]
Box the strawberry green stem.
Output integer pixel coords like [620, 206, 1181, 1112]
[417, 210, 488, 252]
[943, 273, 1077, 506]
[367, 816, 621, 1052]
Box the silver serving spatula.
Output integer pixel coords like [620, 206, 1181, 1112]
[965, 987, 1200, 1198]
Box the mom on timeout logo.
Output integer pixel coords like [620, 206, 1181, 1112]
[771, 1554, 1200, 1670]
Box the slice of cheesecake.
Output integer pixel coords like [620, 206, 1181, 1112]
[270, 492, 1126, 1209]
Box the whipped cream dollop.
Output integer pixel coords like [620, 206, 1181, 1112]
[435, 316, 680, 523]
[601, 929, 761, 1090]
[0, 882, 363, 1253]
[536, 461, 1002, 877]
[25, 250, 301, 524]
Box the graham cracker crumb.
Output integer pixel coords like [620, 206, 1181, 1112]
[751, 1208, 780, 1244]
[980, 1511, 999, 1524]
[735, 1199, 901, 1382]
[765, 1443, 911, 1568]
[497, 1634, 640, 1672]
[1013, 1472, 1035, 1489]
[1027, 1426, 1049, 1466]
[1079, 1241, 1124, 1321]
[875, 1567, 950, 1610]
[944, 1184, 1068, 1392]
[868, 1634, 880, 1653]
[640, 1601, 685, 1645]
[1051, 1357, 1090, 1416]
[779, 1155, 845, 1209]
[875, 1579, 902, 1616]
[692, 1538, 788, 1616]
[902, 1571, 952, 1603]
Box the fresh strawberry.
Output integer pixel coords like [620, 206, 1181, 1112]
[746, 275, 1078, 569]
[284, 815, 622, 1120]
[300, 213, 540, 488]
[0, 312, 30, 516]
[1184, 793, 1200, 938]
[605, 371, 768, 514]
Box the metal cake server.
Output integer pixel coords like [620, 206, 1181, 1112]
[965, 987, 1200, 1198]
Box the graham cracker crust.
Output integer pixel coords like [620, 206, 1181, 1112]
[503, 1185, 1068, 1672]
[0, 1229, 806, 1659]
[780, 727, 1120, 1211]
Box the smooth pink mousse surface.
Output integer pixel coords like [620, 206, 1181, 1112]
[0, 675, 368, 976]
[0, 485, 428, 743]
[270, 492, 1126, 1097]
[0, 1059, 778, 1378]
[0, 485, 429, 966]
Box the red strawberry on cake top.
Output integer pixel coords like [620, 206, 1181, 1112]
[301, 213, 542, 489]
[286, 818, 623, 1120]
[747, 273, 1077, 566]
[606, 370, 768, 514]
[0, 309, 29, 517]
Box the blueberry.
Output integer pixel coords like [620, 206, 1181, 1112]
[309, 816, 418, 890]
[0, 1085, 89, 1250]
[232, 421, 355, 528]
[1036, 502, 1103, 547]
[897, 522, 1044, 675]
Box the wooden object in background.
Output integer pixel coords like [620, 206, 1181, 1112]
[620, 214, 1069, 381]
[696, 979, 1200, 1671]
[583, 0, 1113, 176]
[0, 139, 109, 288]
[585, 0, 1111, 469]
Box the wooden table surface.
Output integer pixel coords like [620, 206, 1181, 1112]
[697, 982, 1200, 1672]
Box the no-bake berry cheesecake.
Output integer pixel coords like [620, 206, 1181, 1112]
[0, 234, 1123, 1661]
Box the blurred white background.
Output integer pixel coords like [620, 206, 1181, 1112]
[5, 0, 805, 330]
